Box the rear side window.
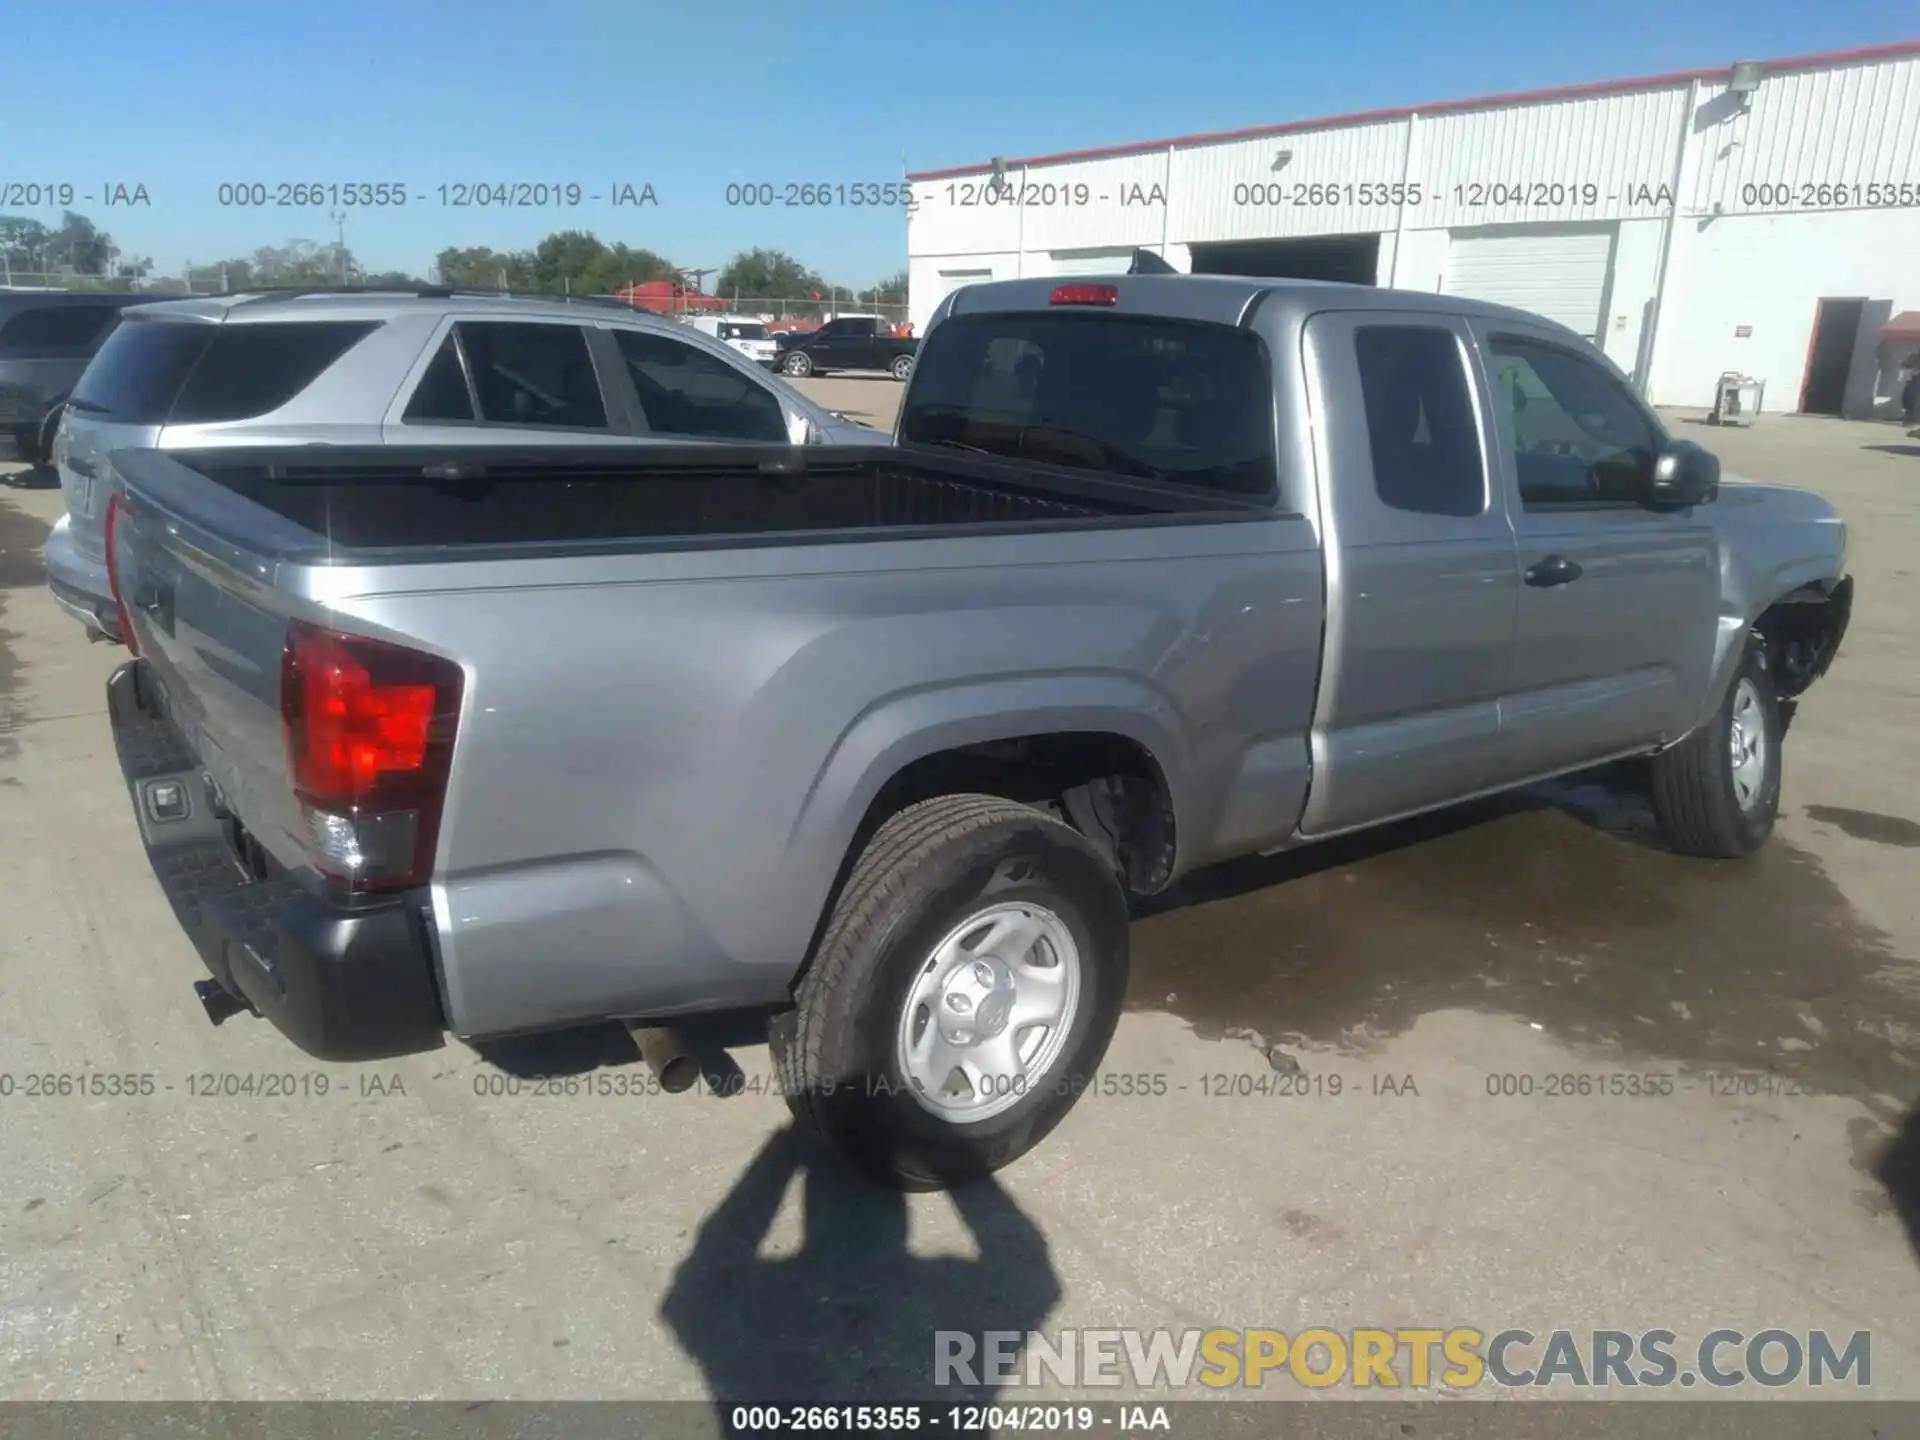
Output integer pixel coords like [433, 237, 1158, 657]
[901, 311, 1276, 496]
[1352, 325, 1484, 518]
[613, 330, 787, 441]
[168, 321, 379, 424]
[456, 322, 607, 430]
[69, 319, 217, 423]
[0, 303, 122, 354]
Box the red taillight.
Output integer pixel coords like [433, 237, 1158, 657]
[1050, 283, 1118, 306]
[103, 493, 139, 655]
[281, 620, 464, 893]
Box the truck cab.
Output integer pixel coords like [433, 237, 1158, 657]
[775, 314, 917, 380]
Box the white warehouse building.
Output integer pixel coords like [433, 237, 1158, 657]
[905, 41, 1920, 416]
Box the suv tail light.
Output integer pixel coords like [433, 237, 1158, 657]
[281, 620, 464, 894]
[1050, 284, 1118, 306]
[103, 492, 139, 655]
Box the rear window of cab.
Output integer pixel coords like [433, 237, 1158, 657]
[900, 310, 1276, 498]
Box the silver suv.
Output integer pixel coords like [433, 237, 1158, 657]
[44, 287, 889, 638]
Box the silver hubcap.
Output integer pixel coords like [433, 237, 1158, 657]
[1728, 678, 1768, 810]
[894, 901, 1081, 1125]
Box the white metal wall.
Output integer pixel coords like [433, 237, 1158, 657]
[908, 48, 1920, 399]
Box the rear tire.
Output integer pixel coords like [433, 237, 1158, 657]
[782, 351, 813, 378]
[35, 403, 64, 468]
[1649, 642, 1781, 858]
[8, 428, 33, 464]
[889, 354, 914, 382]
[771, 794, 1130, 1190]
[35, 403, 64, 470]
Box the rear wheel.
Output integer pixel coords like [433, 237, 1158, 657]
[771, 794, 1130, 1190]
[782, 351, 813, 378]
[1649, 643, 1782, 857]
[889, 354, 914, 382]
[8, 428, 34, 464]
[35, 403, 65, 468]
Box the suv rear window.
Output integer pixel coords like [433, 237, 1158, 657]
[0, 303, 122, 355]
[900, 311, 1275, 496]
[69, 318, 378, 425]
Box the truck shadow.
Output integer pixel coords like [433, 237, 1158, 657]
[1128, 763, 1920, 1196]
[1871, 1104, 1920, 1260]
[657, 1121, 1059, 1435]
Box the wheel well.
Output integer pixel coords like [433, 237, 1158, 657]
[850, 732, 1178, 897]
[1753, 576, 1852, 699]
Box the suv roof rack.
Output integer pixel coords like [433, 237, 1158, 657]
[229, 284, 459, 302]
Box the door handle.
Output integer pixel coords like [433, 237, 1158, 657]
[1525, 555, 1583, 588]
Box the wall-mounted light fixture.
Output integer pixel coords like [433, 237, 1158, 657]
[990, 157, 1009, 192]
[1271, 149, 1294, 173]
[1727, 60, 1765, 112]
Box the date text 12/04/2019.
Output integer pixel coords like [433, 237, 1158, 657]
[727, 1405, 1170, 1432]
[1229, 181, 1679, 209]
[943, 181, 1167, 208]
[1, 182, 148, 208]
[211, 182, 658, 208]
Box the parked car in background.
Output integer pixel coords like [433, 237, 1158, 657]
[0, 289, 156, 466]
[44, 287, 889, 640]
[688, 313, 780, 367]
[774, 314, 918, 380]
[97, 273, 1850, 1188]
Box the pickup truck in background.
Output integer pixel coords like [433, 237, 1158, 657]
[774, 313, 918, 380]
[100, 274, 1851, 1189]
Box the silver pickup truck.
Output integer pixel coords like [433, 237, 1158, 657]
[100, 273, 1852, 1188]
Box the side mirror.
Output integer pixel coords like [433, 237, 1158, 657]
[1647, 440, 1719, 509]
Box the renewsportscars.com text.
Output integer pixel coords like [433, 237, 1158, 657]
[934, 1327, 1872, 1390]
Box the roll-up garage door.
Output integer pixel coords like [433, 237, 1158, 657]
[1441, 225, 1616, 342]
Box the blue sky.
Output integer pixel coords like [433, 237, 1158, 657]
[7, 1, 1911, 288]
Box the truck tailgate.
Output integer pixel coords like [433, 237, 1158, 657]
[108, 453, 312, 873]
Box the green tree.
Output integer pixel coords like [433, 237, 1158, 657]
[433, 245, 531, 290]
[185, 239, 367, 292]
[859, 269, 909, 305]
[715, 247, 828, 302]
[52, 211, 112, 274]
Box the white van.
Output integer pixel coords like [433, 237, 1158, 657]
[689, 314, 778, 367]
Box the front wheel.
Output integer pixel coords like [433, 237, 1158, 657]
[1649, 643, 1782, 857]
[770, 794, 1130, 1190]
[782, 351, 813, 377]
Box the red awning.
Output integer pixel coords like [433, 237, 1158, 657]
[1881, 310, 1920, 338]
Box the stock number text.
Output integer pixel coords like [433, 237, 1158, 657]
[1233, 181, 1423, 207]
[217, 182, 408, 208]
[1741, 181, 1919, 209]
[725, 182, 909, 207]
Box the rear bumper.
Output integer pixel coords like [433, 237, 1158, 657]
[108, 659, 448, 1061]
[44, 513, 121, 639]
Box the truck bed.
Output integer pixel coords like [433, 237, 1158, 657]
[120, 443, 1261, 560]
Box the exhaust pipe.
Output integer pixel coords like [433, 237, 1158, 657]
[626, 1024, 700, 1093]
[193, 979, 255, 1026]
